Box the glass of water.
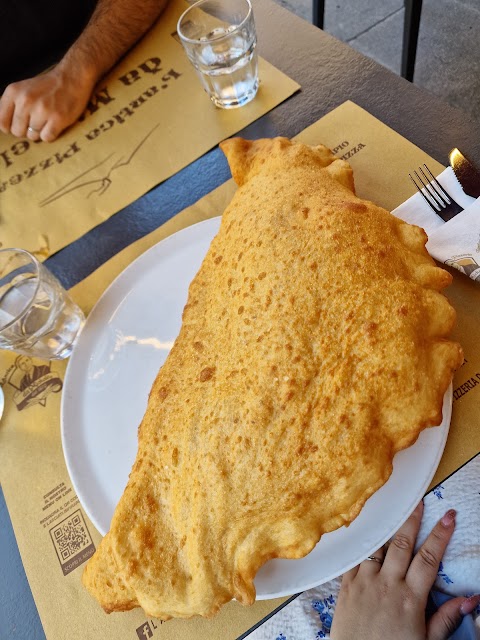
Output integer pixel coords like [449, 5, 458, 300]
[0, 249, 85, 360]
[177, 0, 259, 109]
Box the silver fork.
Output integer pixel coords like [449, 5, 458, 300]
[409, 165, 463, 222]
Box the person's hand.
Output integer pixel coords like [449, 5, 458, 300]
[330, 502, 480, 640]
[0, 61, 96, 142]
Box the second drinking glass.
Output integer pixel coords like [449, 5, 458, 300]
[177, 0, 259, 109]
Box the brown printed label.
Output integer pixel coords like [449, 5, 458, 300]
[135, 620, 164, 639]
[0, 355, 63, 411]
[49, 509, 95, 576]
[333, 141, 367, 161]
[39, 482, 96, 576]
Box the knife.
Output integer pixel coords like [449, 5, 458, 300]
[449, 148, 480, 198]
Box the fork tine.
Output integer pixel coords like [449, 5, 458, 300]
[409, 164, 463, 222]
[415, 169, 444, 209]
[409, 172, 439, 212]
[419, 166, 449, 206]
[422, 165, 452, 203]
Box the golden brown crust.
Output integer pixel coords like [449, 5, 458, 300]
[82, 137, 462, 619]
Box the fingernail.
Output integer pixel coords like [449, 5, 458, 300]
[440, 509, 456, 527]
[460, 595, 480, 616]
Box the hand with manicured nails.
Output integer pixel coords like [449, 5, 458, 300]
[330, 502, 480, 640]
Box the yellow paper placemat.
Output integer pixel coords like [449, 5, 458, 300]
[1, 102, 479, 640]
[0, 0, 299, 260]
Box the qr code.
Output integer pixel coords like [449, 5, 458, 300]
[50, 509, 95, 576]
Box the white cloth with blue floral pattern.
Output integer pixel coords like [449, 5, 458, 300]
[246, 455, 480, 640]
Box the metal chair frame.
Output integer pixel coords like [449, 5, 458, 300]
[312, 0, 423, 82]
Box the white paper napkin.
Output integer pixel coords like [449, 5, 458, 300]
[393, 167, 480, 282]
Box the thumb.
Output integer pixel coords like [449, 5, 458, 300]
[427, 596, 477, 640]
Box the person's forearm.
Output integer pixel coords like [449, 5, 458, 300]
[0, 0, 169, 141]
[59, 0, 169, 85]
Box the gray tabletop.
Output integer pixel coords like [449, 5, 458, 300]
[1, 1, 479, 638]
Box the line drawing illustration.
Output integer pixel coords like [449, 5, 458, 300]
[39, 123, 160, 207]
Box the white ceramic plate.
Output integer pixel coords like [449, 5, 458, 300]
[61, 217, 452, 599]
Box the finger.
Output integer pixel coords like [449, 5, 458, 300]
[358, 545, 386, 575]
[0, 96, 15, 134]
[26, 102, 53, 141]
[40, 117, 62, 142]
[427, 595, 479, 640]
[26, 122, 45, 141]
[406, 509, 456, 599]
[341, 564, 360, 583]
[10, 105, 30, 138]
[382, 501, 423, 580]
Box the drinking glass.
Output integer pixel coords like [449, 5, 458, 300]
[177, 0, 259, 109]
[0, 249, 85, 360]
